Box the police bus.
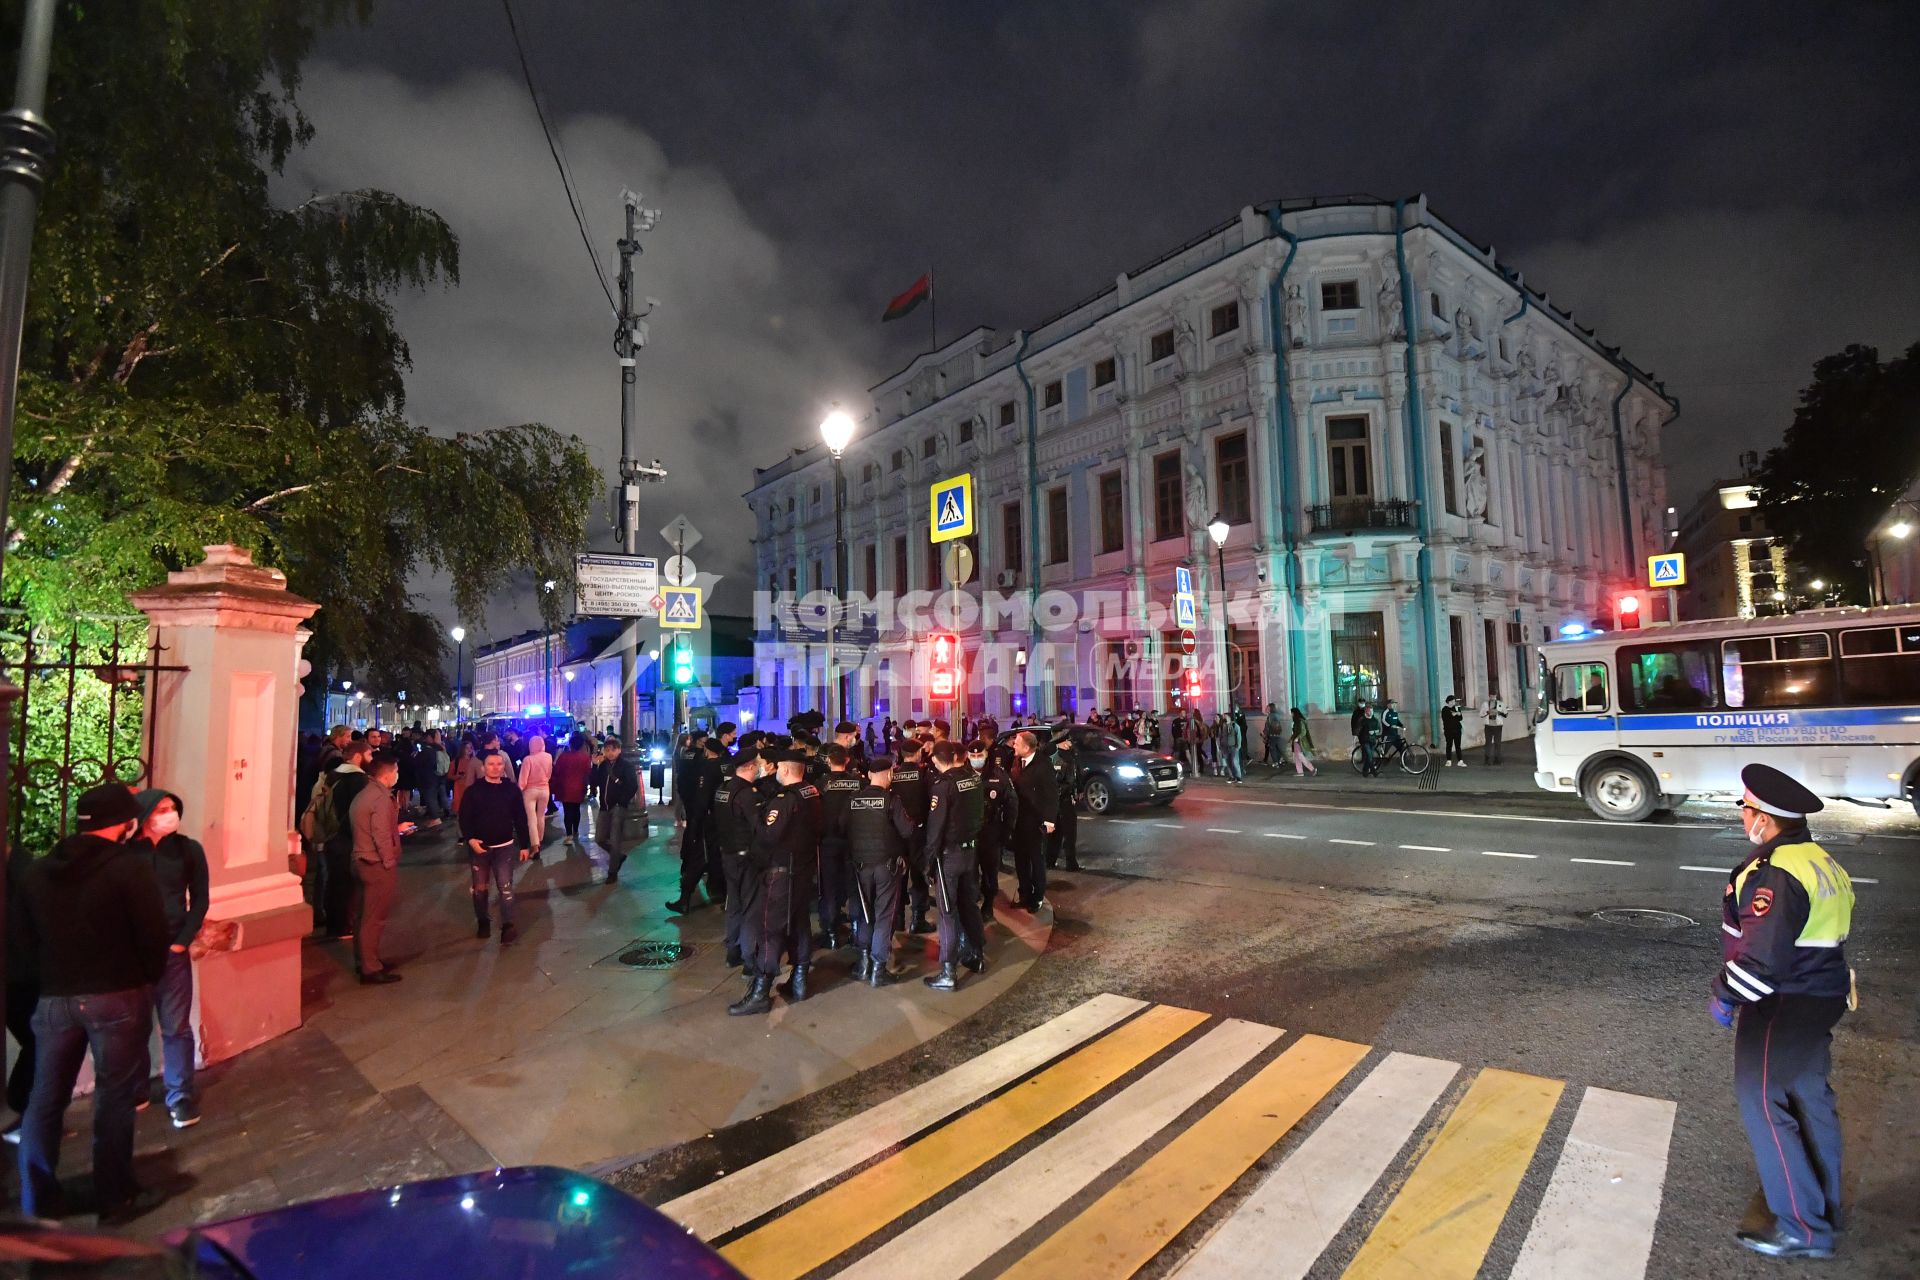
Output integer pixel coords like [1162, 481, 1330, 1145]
[1532, 604, 1920, 822]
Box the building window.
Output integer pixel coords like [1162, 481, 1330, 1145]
[1153, 451, 1184, 542]
[1209, 300, 1241, 337]
[1098, 471, 1125, 555]
[813, 559, 824, 591]
[810, 484, 821, 509]
[958, 419, 973, 444]
[1093, 357, 1116, 387]
[1214, 431, 1250, 526]
[926, 537, 943, 591]
[787, 566, 797, 593]
[1438, 420, 1459, 516]
[1043, 380, 1063, 409]
[1448, 615, 1468, 698]
[921, 436, 937, 459]
[891, 449, 905, 471]
[1497, 335, 1508, 362]
[863, 544, 877, 596]
[1327, 416, 1372, 499]
[1737, 514, 1753, 533]
[786, 495, 795, 514]
[1333, 612, 1386, 712]
[1001, 500, 1022, 577]
[1227, 625, 1262, 709]
[1430, 291, 1444, 318]
[1046, 487, 1070, 565]
[1150, 329, 1176, 363]
[893, 535, 909, 594]
[1483, 618, 1502, 699]
[998, 400, 1017, 427]
[1320, 280, 1359, 311]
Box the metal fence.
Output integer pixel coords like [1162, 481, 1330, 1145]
[0, 612, 185, 851]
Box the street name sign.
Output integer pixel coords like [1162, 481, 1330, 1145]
[1647, 552, 1687, 588]
[660, 586, 704, 630]
[930, 474, 974, 543]
[575, 553, 660, 618]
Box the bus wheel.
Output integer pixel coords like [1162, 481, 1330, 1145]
[1582, 760, 1659, 822]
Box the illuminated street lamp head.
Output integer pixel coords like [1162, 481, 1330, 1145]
[1207, 515, 1229, 548]
[1810, 579, 1826, 592]
[564, 669, 576, 683]
[341, 680, 352, 691]
[820, 407, 856, 457]
[1890, 520, 1914, 540]
[1772, 589, 1787, 602]
[450, 625, 466, 644]
[513, 682, 523, 693]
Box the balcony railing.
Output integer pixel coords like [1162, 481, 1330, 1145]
[1308, 499, 1418, 534]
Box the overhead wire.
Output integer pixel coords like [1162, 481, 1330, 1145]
[500, 0, 619, 316]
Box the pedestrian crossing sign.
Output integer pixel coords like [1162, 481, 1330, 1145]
[930, 474, 974, 543]
[1175, 565, 1193, 598]
[660, 585, 703, 630]
[1174, 593, 1197, 629]
[1646, 553, 1687, 588]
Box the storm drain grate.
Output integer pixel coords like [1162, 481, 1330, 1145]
[1591, 908, 1696, 930]
[617, 941, 693, 969]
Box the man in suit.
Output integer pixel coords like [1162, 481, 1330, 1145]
[1008, 730, 1059, 912]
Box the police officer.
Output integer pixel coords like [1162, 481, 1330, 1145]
[1045, 731, 1080, 872]
[729, 751, 816, 1016]
[969, 740, 1016, 924]
[709, 747, 767, 971]
[816, 743, 862, 948]
[890, 738, 935, 934]
[922, 742, 988, 991]
[668, 739, 723, 914]
[1710, 763, 1854, 1260]
[845, 755, 915, 986]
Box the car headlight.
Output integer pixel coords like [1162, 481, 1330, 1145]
[1114, 765, 1146, 780]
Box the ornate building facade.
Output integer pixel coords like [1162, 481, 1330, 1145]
[746, 197, 1676, 744]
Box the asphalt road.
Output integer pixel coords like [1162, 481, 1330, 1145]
[615, 777, 1920, 1279]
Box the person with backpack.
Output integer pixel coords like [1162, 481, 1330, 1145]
[422, 729, 450, 826]
[303, 738, 374, 938]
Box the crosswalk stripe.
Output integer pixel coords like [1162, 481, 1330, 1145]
[831, 1018, 1284, 1280]
[1509, 1086, 1676, 1280]
[1341, 1067, 1564, 1279]
[1172, 1052, 1458, 1280]
[998, 1034, 1370, 1280]
[718, 1003, 1207, 1280]
[661, 993, 1145, 1240]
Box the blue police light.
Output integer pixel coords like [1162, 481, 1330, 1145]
[525, 704, 544, 715]
[648, 746, 666, 763]
[1558, 622, 1588, 638]
[1011, 693, 1027, 713]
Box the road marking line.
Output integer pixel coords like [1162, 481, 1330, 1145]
[1481, 850, 1537, 859]
[1154, 822, 1183, 829]
[1211, 797, 1714, 831]
[831, 1019, 1283, 1280]
[1329, 838, 1376, 846]
[1509, 1086, 1675, 1280]
[661, 993, 1145, 1240]
[1205, 828, 1244, 834]
[718, 1004, 1207, 1280]
[1264, 832, 1307, 839]
[1399, 844, 1452, 852]
[1172, 1052, 1458, 1280]
[1569, 857, 1635, 867]
[1343, 1067, 1564, 1279]
[999, 1034, 1369, 1280]
[1678, 865, 1725, 874]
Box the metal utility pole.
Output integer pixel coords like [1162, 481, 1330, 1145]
[0, 0, 59, 998]
[613, 189, 661, 745]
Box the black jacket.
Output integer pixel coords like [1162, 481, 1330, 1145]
[11, 832, 171, 996]
[133, 790, 210, 948]
[460, 778, 532, 848]
[924, 765, 986, 857]
[598, 755, 640, 809]
[1011, 754, 1060, 839]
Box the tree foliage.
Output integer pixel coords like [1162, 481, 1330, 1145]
[1754, 342, 1920, 603]
[2, 0, 598, 700]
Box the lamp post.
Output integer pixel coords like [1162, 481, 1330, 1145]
[541, 580, 557, 713]
[450, 626, 466, 729]
[563, 668, 577, 725]
[1871, 506, 1916, 605]
[820, 407, 856, 721]
[1207, 514, 1231, 714]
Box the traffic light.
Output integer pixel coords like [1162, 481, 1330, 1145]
[1615, 594, 1643, 631]
[927, 631, 960, 701]
[667, 635, 698, 688]
[1181, 666, 1203, 703]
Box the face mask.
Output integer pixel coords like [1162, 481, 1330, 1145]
[968, 756, 986, 770]
[148, 810, 181, 838]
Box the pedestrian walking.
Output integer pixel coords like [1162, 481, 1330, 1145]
[421, 729, 450, 826]
[1709, 764, 1855, 1260]
[1009, 730, 1059, 912]
[551, 732, 593, 847]
[12, 785, 171, 1222]
[450, 739, 481, 821]
[132, 789, 210, 1126]
[593, 738, 641, 882]
[517, 735, 554, 852]
[1441, 694, 1465, 767]
[1287, 707, 1318, 776]
[313, 739, 374, 938]
[1350, 700, 1378, 777]
[923, 742, 988, 991]
[1220, 713, 1246, 783]
[349, 750, 409, 985]
[458, 751, 532, 945]
[1262, 703, 1284, 767]
[1482, 695, 1508, 764]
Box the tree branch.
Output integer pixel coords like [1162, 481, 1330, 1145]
[243, 483, 316, 513]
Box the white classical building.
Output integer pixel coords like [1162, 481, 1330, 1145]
[746, 196, 1675, 745]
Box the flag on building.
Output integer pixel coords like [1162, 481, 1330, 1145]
[881, 272, 932, 322]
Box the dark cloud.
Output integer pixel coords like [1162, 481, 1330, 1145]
[311, 0, 1920, 633]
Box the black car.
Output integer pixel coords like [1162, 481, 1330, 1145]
[996, 723, 1184, 814]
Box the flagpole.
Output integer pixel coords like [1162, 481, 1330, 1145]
[927, 267, 937, 354]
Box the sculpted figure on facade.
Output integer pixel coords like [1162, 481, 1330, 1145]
[1183, 457, 1212, 534]
[1516, 345, 1543, 398]
[1284, 283, 1307, 348]
[1377, 273, 1403, 339]
[1462, 443, 1490, 519]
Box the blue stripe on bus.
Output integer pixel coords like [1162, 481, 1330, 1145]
[1550, 718, 1617, 732]
[1552, 707, 1920, 733]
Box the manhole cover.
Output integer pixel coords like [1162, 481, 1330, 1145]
[617, 941, 693, 969]
[1591, 908, 1696, 930]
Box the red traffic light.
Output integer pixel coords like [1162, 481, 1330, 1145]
[1618, 595, 1641, 614]
[1615, 594, 1643, 630]
[926, 631, 960, 702]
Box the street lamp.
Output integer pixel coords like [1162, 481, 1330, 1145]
[1207, 515, 1231, 712]
[450, 626, 467, 727]
[820, 407, 857, 722]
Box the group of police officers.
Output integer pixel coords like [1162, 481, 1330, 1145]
[663, 718, 1069, 1017]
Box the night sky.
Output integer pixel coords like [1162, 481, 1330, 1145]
[302, 2, 1920, 637]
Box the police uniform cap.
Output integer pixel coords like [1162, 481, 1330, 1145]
[1740, 762, 1824, 818]
[778, 749, 812, 766]
[732, 746, 762, 770]
[867, 754, 896, 772]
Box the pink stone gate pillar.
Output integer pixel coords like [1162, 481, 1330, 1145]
[132, 545, 319, 1063]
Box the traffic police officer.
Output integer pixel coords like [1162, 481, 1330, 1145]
[729, 750, 816, 1016]
[709, 747, 766, 971]
[922, 742, 988, 990]
[969, 740, 1017, 924]
[844, 755, 915, 986]
[1711, 763, 1854, 1260]
[891, 739, 935, 934]
[817, 743, 863, 948]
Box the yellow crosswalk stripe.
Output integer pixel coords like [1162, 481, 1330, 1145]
[1341, 1067, 1565, 1280]
[718, 1003, 1208, 1280]
[999, 1033, 1370, 1280]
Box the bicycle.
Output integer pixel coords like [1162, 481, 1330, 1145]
[1349, 732, 1431, 776]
